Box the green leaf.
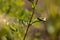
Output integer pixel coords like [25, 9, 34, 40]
[10, 26, 17, 32]
[20, 10, 25, 17]
[19, 10, 31, 22]
[32, 4, 36, 9]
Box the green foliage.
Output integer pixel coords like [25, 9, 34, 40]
[0, 0, 60, 40]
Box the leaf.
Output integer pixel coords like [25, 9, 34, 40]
[19, 10, 31, 22]
[32, 3, 36, 9]
[10, 26, 17, 32]
[19, 10, 26, 17]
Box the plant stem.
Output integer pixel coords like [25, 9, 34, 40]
[23, 7, 35, 40]
[30, 20, 39, 25]
[23, 0, 38, 40]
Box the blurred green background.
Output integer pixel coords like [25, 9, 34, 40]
[0, 0, 60, 40]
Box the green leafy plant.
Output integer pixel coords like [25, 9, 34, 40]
[0, 0, 60, 40]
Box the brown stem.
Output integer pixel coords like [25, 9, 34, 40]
[35, 0, 38, 5]
[23, 8, 35, 40]
[23, 0, 38, 40]
[30, 20, 39, 25]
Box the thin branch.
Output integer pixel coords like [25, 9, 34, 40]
[23, 0, 38, 40]
[35, 0, 38, 5]
[30, 17, 47, 26]
[23, 6, 35, 40]
[30, 20, 39, 25]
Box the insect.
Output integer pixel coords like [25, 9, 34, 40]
[37, 17, 46, 22]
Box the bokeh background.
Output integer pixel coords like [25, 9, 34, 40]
[0, 0, 60, 40]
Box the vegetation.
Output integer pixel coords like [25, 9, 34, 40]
[0, 0, 60, 40]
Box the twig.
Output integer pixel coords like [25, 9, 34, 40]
[30, 20, 39, 25]
[23, 0, 38, 40]
[35, 0, 38, 5]
[23, 6, 35, 40]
